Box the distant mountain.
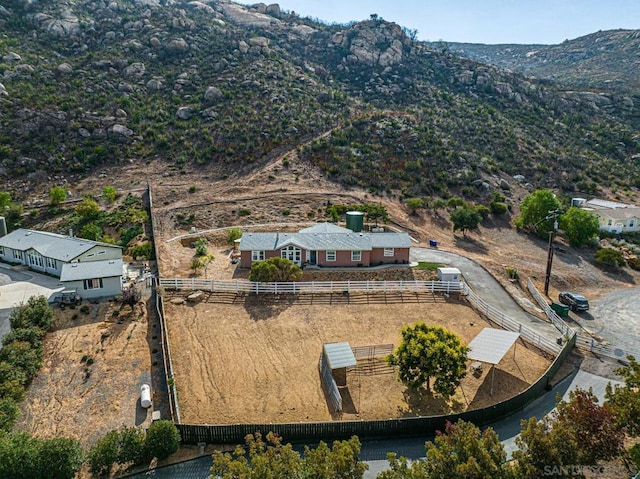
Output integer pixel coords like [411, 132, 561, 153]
[434, 29, 640, 94]
[0, 0, 639, 202]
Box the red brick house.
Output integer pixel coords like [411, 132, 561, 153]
[239, 223, 411, 268]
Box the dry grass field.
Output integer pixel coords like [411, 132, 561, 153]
[165, 295, 551, 425]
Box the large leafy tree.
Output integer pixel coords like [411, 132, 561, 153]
[514, 189, 562, 238]
[606, 355, 640, 436]
[249, 257, 302, 282]
[386, 323, 469, 398]
[424, 420, 510, 479]
[210, 432, 367, 479]
[558, 207, 599, 247]
[450, 206, 481, 236]
[144, 420, 180, 461]
[9, 295, 54, 331]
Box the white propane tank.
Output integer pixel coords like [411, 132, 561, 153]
[140, 384, 152, 409]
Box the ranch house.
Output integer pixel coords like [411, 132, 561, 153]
[239, 223, 412, 268]
[0, 228, 123, 299]
[578, 198, 640, 234]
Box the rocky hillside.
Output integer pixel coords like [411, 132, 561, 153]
[0, 0, 639, 203]
[438, 29, 640, 94]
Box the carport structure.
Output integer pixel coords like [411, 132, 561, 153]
[468, 328, 520, 395]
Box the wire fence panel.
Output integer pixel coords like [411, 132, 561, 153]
[527, 278, 574, 338]
[319, 354, 342, 413]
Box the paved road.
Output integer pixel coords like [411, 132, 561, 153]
[129, 369, 621, 479]
[410, 248, 559, 342]
[568, 287, 640, 360]
[0, 265, 64, 346]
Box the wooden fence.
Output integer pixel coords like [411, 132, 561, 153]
[176, 334, 576, 445]
[158, 278, 463, 295]
[462, 283, 562, 355]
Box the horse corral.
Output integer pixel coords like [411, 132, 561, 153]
[164, 292, 552, 425]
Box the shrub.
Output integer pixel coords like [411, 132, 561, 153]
[239, 208, 251, 216]
[227, 227, 242, 244]
[0, 397, 19, 432]
[490, 201, 508, 215]
[144, 420, 180, 461]
[130, 242, 155, 260]
[194, 238, 208, 256]
[594, 248, 625, 267]
[102, 186, 117, 203]
[188, 185, 196, 193]
[626, 256, 640, 271]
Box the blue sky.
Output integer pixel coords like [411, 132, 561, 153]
[240, 1, 640, 44]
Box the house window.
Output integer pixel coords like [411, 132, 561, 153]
[46, 258, 56, 269]
[86, 253, 95, 258]
[630, 220, 636, 228]
[351, 250, 361, 262]
[97, 250, 106, 256]
[28, 251, 43, 267]
[384, 248, 394, 257]
[13, 250, 23, 260]
[326, 250, 336, 262]
[252, 250, 265, 261]
[0, 247, 3, 255]
[608, 219, 612, 226]
[84, 278, 103, 290]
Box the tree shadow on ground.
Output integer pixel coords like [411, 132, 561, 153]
[397, 387, 463, 417]
[467, 367, 529, 410]
[596, 263, 636, 284]
[242, 294, 294, 321]
[453, 235, 488, 255]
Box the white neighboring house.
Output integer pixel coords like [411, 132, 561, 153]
[579, 199, 640, 234]
[0, 228, 123, 299]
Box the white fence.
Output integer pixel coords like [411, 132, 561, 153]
[158, 278, 464, 295]
[462, 283, 562, 356]
[527, 278, 634, 363]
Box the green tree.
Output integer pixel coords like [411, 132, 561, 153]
[102, 186, 117, 204]
[79, 223, 103, 241]
[386, 323, 469, 398]
[49, 186, 67, 206]
[514, 189, 561, 238]
[227, 227, 243, 244]
[39, 437, 84, 479]
[558, 207, 599, 247]
[0, 341, 43, 379]
[513, 416, 579, 479]
[191, 257, 204, 276]
[595, 247, 625, 267]
[194, 237, 208, 256]
[9, 296, 54, 331]
[377, 453, 428, 479]
[0, 192, 11, 209]
[88, 429, 120, 476]
[75, 197, 100, 220]
[0, 398, 19, 432]
[144, 420, 180, 461]
[249, 257, 302, 282]
[129, 242, 155, 260]
[451, 206, 481, 236]
[605, 355, 640, 436]
[405, 197, 424, 215]
[210, 432, 367, 479]
[424, 420, 510, 479]
[447, 197, 465, 209]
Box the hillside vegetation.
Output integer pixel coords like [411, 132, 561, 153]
[0, 0, 639, 202]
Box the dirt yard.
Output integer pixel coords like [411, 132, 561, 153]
[165, 296, 550, 424]
[16, 300, 155, 447]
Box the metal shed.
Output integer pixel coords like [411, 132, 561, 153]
[437, 267, 461, 282]
[323, 342, 356, 387]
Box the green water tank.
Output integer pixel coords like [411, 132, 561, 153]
[346, 211, 364, 232]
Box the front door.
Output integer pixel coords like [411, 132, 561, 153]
[281, 246, 302, 266]
[310, 251, 317, 265]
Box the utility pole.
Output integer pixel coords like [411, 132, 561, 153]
[543, 211, 560, 296]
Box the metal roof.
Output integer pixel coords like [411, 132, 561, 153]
[60, 259, 123, 282]
[0, 229, 121, 261]
[299, 223, 351, 234]
[467, 328, 520, 365]
[586, 198, 636, 209]
[438, 267, 461, 275]
[239, 229, 411, 252]
[323, 342, 357, 369]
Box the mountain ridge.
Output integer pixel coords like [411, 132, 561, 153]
[0, 0, 638, 203]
